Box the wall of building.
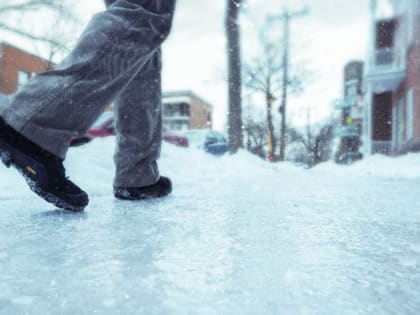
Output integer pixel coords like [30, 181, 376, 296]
[391, 8, 420, 154]
[364, 2, 420, 156]
[0, 43, 51, 95]
[161, 91, 213, 130]
[410, 9, 420, 144]
[189, 96, 212, 129]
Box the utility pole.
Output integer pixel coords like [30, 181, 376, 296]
[226, 0, 244, 154]
[270, 7, 309, 161]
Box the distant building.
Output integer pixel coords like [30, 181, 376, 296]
[363, 0, 420, 155]
[335, 61, 364, 163]
[0, 42, 53, 97]
[162, 90, 212, 131]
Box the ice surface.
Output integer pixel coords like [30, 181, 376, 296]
[0, 137, 419, 314]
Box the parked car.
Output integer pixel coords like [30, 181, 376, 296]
[183, 129, 229, 156]
[161, 125, 189, 147]
[70, 113, 188, 147]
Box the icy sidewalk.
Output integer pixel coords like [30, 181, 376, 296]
[0, 138, 419, 315]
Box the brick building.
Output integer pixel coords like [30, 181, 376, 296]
[162, 90, 213, 131]
[0, 42, 53, 100]
[363, 0, 420, 155]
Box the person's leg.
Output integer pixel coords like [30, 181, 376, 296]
[113, 49, 172, 200]
[103, 0, 170, 196]
[0, 0, 176, 210]
[113, 50, 162, 188]
[1, 0, 176, 159]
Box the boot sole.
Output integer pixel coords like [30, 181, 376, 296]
[114, 184, 171, 200]
[0, 140, 85, 211]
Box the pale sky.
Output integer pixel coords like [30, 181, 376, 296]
[0, 0, 371, 130]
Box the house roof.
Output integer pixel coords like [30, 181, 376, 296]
[163, 90, 213, 110]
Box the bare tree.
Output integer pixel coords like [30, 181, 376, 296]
[0, 0, 79, 55]
[244, 42, 282, 161]
[293, 111, 334, 167]
[243, 20, 308, 162]
[33, 8, 81, 71]
[226, 0, 243, 154]
[244, 118, 268, 159]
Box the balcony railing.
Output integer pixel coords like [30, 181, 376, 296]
[367, 47, 404, 74]
[372, 141, 392, 155]
[375, 48, 394, 65]
[162, 115, 190, 123]
[365, 47, 406, 92]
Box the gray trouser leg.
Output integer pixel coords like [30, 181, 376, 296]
[0, 0, 176, 161]
[106, 0, 164, 187]
[113, 49, 162, 188]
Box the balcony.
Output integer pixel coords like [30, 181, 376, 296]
[364, 47, 406, 93]
[163, 102, 190, 118]
[163, 115, 190, 122]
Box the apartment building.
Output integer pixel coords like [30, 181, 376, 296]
[363, 0, 420, 155]
[162, 90, 213, 131]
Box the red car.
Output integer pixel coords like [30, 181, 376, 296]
[70, 113, 188, 147]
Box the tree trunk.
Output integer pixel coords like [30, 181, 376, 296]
[266, 92, 275, 161]
[226, 0, 243, 154]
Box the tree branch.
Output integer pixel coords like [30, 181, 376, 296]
[0, 22, 70, 52]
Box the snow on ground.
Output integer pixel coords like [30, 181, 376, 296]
[312, 153, 420, 179]
[1, 137, 420, 314]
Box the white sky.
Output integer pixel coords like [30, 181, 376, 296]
[0, 0, 371, 131]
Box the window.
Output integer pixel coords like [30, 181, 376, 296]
[207, 112, 212, 126]
[375, 19, 396, 66]
[163, 102, 190, 117]
[407, 88, 414, 140]
[0, 93, 9, 108]
[376, 19, 395, 49]
[17, 71, 30, 88]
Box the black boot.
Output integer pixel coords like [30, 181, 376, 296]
[0, 117, 89, 211]
[114, 176, 172, 200]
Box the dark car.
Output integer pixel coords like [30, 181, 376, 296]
[183, 129, 228, 156]
[70, 113, 188, 147]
